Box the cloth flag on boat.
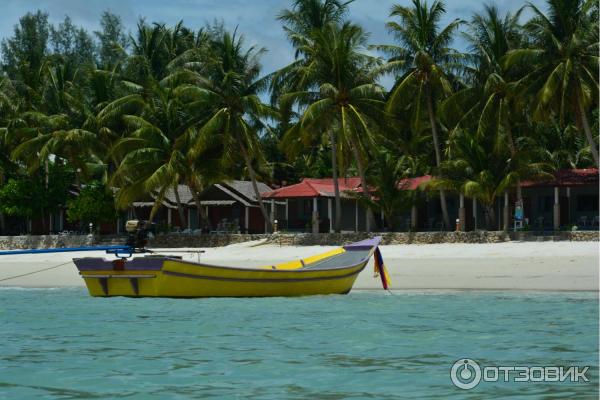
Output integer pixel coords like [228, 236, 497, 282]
[373, 247, 391, 290]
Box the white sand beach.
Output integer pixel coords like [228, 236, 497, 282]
[0, 240, 598, 291]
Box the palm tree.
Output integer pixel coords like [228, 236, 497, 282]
[504, 0, 599, 167]
[99, 22, 219, 229]
[277, 0, 353, 54]
[0, 77, 21, 233]
[8, 57, 100, 180]
[185, 28, 277, 231]
[105, 71, 217, 229]
[441, 5, 527, 202]
[280, 22, 385, 232]
[273, 1, 357, 232]
[358, 151, 422, 230]
[535, 122, 596, 169]
[126, 21, 170, 83]
[430, 128, 549, 230]
[378, 0, 463, 229]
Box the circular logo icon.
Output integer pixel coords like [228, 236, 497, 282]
[450, 358, 482, 390]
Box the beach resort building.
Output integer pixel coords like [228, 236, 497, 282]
[128, 181, 273, 234]
[520, 168, 599, 230]
[396, 168, 599, 232]
[263, 169, 599, 233]
[261, 178, 383, 233]
[2, 169, 597, 235]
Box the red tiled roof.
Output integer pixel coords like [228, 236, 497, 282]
[397, 175, 432, 190]
[262, 169, 597, 199]
[262, 177, 363, 198]
[521, 168, 598, 188]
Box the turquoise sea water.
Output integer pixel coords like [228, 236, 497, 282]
[0, 289, 598, 399]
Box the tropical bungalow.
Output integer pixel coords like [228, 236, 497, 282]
[262, 178, 383, 233]
[520, 168, 599, 230]
[262, 168, 598, 233]
[5, 169, 597, 236]
[128, 181, 273, 233]
[396, 168, 599, 232]
[198, 180, 274, 233]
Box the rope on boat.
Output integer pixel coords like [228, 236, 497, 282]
[0, 261, 73, 282]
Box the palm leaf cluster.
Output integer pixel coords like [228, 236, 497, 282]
[0, 0, 597, 233]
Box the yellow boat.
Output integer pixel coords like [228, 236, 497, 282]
[73, 237, 388, 297]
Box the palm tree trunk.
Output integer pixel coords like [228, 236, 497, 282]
[484, 205, 491, 230]
[148, 203, 160, 224]
[426, 85, 450, 229]
[350, 145, 374, 232]
[330, 131, 341, 233]
[39, 160, 49, 233]
[148, 186, 169, 224]
[484, 204, 497, 231]
[189, 185, 211, 231]
[385, 208, 394, 231]
[576, 96, 599, 167]
[505, 121, 523, 203]
[240, 144, 273, 232]
[44, 159, 49, 188]
[0, 172, 5, 234]
[173, 185, 187, 229]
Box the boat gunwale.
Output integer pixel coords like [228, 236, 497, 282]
[164, 248, 373, 273]
[74, 246, 378, 274]
[76, 250, 371, 275]
[74, 237, 382, 276]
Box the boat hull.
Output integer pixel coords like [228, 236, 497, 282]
[76, 257, 369, 298]
[73, 237, 382, 298]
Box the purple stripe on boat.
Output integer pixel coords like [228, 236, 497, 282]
[343, 236, 382, 250]
[73, 257, 166, 271]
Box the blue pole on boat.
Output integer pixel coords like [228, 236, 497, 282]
[0, 245, 133, 256]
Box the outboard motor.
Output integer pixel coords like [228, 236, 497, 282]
[125, 220, 150, 252]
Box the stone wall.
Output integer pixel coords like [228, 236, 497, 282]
[267, 231, 515, 246]
[558, 231, 599, 241]
[0, 230, 597, 250]
[0, 235, 94, 250]
[268, 230, 598, 245]
[148, 234, 268, 248]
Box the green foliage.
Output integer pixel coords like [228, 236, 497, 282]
[363, 152, 420, 230]
[0, 1, 597, 234]
[0, 178, 39, 217]
[94, 11, 128, 69]
[66, 182, 117, 226]
[50, 16, 95, 68]
[1, 11, 50, 95]
[187, 26, 277, 229]
[0, 163, 73, 218]
[504, 0, 599, 165]
[278, 17, 385, 231]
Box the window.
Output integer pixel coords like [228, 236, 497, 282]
[577, 195, 599, 212]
